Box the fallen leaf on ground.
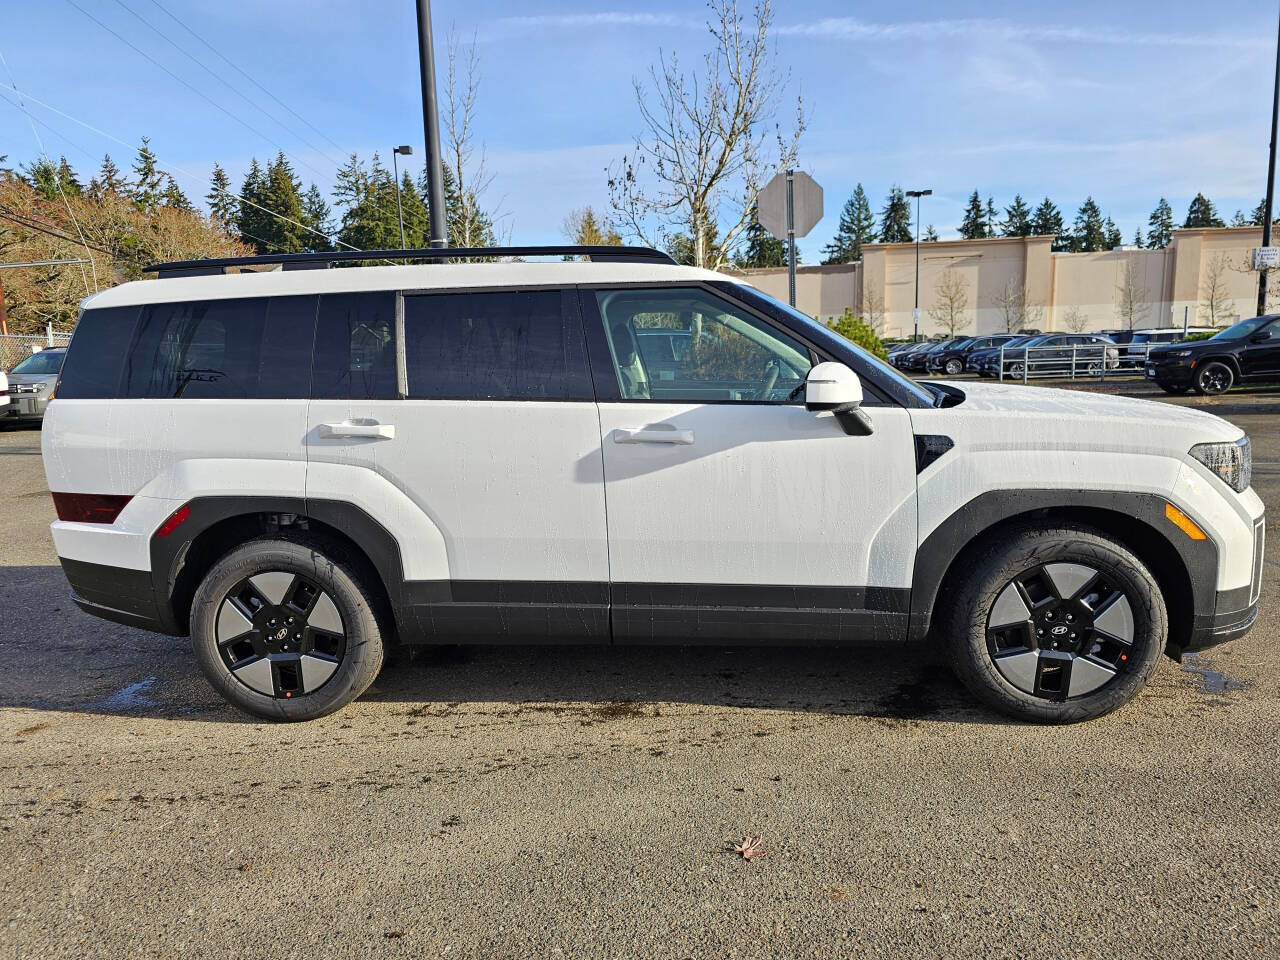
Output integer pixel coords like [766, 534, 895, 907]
[733, 835, 766, 859]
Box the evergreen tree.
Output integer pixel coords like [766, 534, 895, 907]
[22, 156, 82, 200]
[162, 178, 193, 212]
[1146, 198, 1173, 249]
[958, 190, 986, 239]
[984, 197, 999, 238]
[1183, 192, 1223, 228]
[821, 184, 876, 263]
[260, 151, 308, 252]
[131, 137, 164, 213]
[1133, 226, 1145, 247]
[564, 205, 622, 247]
[879, 186, 912, 243]
[1001, 194, 1032, 237]
[1249, 198, 1278, 227]
[1071, 197, 1107, 252]
[1103, 216, 1122, 250]
[736, 203, 785, 268]
[303, 183, 335, 251]
[56, 156, 83, 196]
[923, 224, 939, 242]
[236, 157, 270, 250]
[92, 154, 126, 196]
[207, 163, 238, 227]
[333, 154, 369, 210]
[1230, 209, 1249, 228]
[1030, 196, 1066, 249]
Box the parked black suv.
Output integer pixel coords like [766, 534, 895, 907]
[1146, 314, 1280, 395]
[925, 334, 1020, 375]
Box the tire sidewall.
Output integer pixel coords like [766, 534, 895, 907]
[190, 538, 384, 721]
[1195, 361, 1233, 395]
[947, 526, 1167, 723]
[945, 359, 963, 375]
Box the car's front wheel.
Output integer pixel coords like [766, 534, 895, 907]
[1194, 361, 1234, 395]
[944, 358, 963, 376]
[190, 537, 385, 721]
[944, 524, 1167, 723]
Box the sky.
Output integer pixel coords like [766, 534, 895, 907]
[2, 0, 1278, 260]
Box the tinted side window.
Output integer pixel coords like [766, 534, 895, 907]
[313, 293, 398, 400]
[404, 290, 589, 400]
[55, 307, 139, 399]
[119, 297, 316, 399]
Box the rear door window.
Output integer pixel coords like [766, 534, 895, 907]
[312, 293, 398, 400]
[119, 296, 316, 399]
[54, 307, 140, 399]
[403, 290, 591, 400]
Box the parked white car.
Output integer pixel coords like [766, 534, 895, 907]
[42, 246, 1264, 723]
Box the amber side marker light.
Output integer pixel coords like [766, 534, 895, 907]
[1165, 502, 1207, 541]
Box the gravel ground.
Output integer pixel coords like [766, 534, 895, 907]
[2, 387, 1279, 959]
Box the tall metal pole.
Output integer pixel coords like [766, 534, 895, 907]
[391, 148, 406, 249]
[786, 169, 797, 307]
[0, 274, 8, 336]
[415, 0, 447, 248]
[1259, 4, 1280, 317]
[913, 194, 921, 342]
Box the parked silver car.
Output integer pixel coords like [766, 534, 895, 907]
[5, 348, 65, 422]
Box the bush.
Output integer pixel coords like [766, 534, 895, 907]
[1183, 331, 1216, 342]
[826, 308, 889, 360]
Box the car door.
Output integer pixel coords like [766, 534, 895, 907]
[583, 285, 918, 644]
[305, 288, 610, 642]
[1240, 318, 1280, 378]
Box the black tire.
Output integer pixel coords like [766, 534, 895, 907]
[1159, 383, 1191, 395]
[190, 537, 385, 721]
[1194, 361, 1234, 396]
[944, 358, 963, 376]
[943, 524, 1167, 723]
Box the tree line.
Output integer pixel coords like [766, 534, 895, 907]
[819, 187, 1271, 264]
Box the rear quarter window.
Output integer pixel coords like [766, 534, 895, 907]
[55, 306, 140, 399]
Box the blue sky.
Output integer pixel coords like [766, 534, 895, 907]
[2, 0, 1277, 259]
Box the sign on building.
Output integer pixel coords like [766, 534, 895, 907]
[1252, 246, 1280, 270]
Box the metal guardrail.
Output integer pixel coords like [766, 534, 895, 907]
[1, 332, 71, 371]
[994, 342, 1158, 382]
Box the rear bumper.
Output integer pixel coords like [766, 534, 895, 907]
[60, 557, 178, 635]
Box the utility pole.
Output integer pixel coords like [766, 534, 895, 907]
[415, 0, 447, 249]
[391, 145, 413, 249]
[906, 189, 932, 342]
[786, 170, 797, 307]
[0, 273, 8, 336]
[1259, 4, 1280, 317]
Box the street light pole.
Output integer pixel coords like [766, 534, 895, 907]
[391, 145, 413, 249]
[1259, 5, 1280, 317]
[906, 189, 932, 342]
[415, 0, 447, 248]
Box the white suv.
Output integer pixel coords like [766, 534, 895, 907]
[42, 246, 1265, 723]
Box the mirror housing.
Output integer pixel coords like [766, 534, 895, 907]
[1250, 329, 1273, 343]
[805, 362, 873, 436]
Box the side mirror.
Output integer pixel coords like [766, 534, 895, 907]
[805, 362, 873, 436]
[1250, 330, 1273, 343]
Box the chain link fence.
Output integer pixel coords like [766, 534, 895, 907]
[1, 332, 72, 371]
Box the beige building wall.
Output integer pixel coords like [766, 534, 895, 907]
[730, 226, 1269, 338]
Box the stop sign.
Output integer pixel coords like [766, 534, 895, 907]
[758, 170, 823, 240]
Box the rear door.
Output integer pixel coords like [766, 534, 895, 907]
[304, 288, 610, 642]
[584, 285, 917, 644]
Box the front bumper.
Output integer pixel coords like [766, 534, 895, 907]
[1144, 359, 1195, 387]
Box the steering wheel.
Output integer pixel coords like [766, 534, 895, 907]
[754, 358, 781, 400]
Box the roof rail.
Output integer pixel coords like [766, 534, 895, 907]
[144, 245, 677, 278]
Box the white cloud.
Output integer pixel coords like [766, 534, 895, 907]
[777, 17, 1266, 50]
[492, 12, 700, 31]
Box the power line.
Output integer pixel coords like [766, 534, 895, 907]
[108, 0, 346, 171]
[142, 0, 349, 157]
[0, 86, 355, 252]
[61, 0, 334, 184]
[0, 207, 120, 258]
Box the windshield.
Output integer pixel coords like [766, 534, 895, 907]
[950, 338, 975, 351]
[1212, 315, 1275, 340]
[10, 350, 64, 375]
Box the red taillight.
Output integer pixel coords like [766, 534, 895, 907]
[51, 492, 133, 524]
[155, 503, 191, 538]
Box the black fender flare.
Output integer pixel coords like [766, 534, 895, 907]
[908, 489, 1217, 644]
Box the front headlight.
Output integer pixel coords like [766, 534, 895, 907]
[1190, 436, 1252, 492]
[1167, 350, 1193, 358]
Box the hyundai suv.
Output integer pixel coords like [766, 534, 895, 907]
[43, 246, 1264, 724]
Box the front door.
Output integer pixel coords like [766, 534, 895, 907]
[1240, 319, 1280, 378]
[584, 286, 918, 644]
[305, 289, 610, 642]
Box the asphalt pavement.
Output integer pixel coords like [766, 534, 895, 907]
[1, 385, 1278, 959]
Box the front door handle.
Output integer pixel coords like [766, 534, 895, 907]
[614, 426, 694, 445]
[319, 421, 396, 440]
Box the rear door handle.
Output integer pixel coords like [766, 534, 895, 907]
[319, 421, 396, 440]
[614, 426, 694, 445]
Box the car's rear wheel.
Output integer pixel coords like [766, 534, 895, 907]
[1194, 361, 1233, 395]
[944, 524, 1166, 723]
[1159, 383, 1190, 395]
[944, 358, 963, 375]
[190, 537, 385, 721]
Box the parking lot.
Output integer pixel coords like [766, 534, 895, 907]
[2, 384, 1278, 959]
